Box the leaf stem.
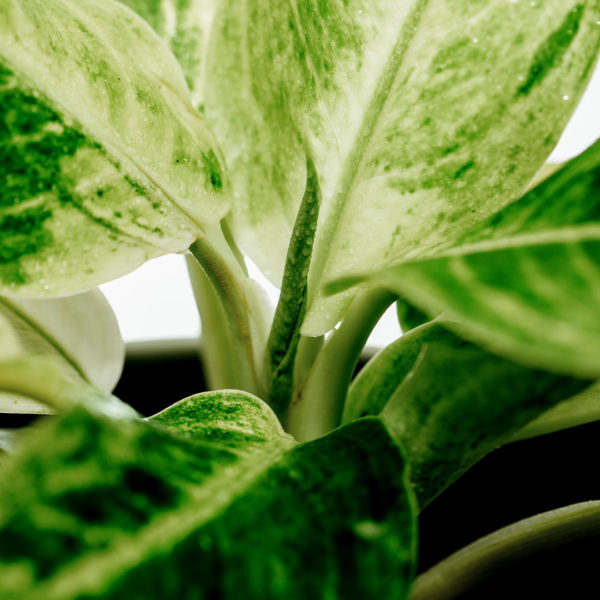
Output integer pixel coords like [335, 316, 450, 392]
[188, 229, 264, 396]
[409, 501, 600, 600]
[285, 288, 395, 441]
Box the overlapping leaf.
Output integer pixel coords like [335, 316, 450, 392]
[0, 290, 123, 413]
[0, 0, 227, 296]
[159, 0, 600, 335]
[343, 322, 587, 507]
[118, 0, 215, 110]
[341, 139, 600, 377]
[0, 390, 415, 599]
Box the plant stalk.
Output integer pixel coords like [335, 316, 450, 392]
[189, 228, 266, 396]
[285, 288, 395, 441]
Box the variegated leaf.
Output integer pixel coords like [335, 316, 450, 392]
[0, 0, 227, 296]
[0, 392, 415, 599]
[341, 140, 600, 377]
[118, 0, 215, 110]
[343, 322, 586, 506]
[187, 0, 599, 335]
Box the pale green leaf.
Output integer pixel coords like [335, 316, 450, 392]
[0, 0, 227, 295]
[0, 291, 123, 391]
[0, 429, 17, 456]
[345, 139, 600, 377]
[196, 0, 599, 332]
[375, 326, 586, 506]
[0, 392, 415, 600]
[343, 321, 464, 424]
[0, 291, 123, 413]
[0, 355, 134, 418]
[118, 0, 216, 110]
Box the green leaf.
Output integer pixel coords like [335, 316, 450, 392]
[265, 157, 321, 418]
[411, 500, 600, 600]
[0, 355, 133, 418]
[510, 380, 600, 441]
[0, 0, 227, 295]
[346, 323, 586, 507]
[344, 321, 465, 424]
[195, 0, 599, 332]
[0, 291, 123, 413]
[396, 299, 430, 333]
[383, 343, 586, 507]
[0, 430, 17, 456]
[345, 139, 600, 378]
[0, 393, 416, 599]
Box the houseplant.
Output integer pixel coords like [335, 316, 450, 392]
[1, 0, 600, 597]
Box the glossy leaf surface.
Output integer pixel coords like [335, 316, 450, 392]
[182, 0, 599, 334]
[265, 158, 321, 417]
[0, 0, 226, 295]
[118, 0, 215, 110]
[0, 391, 415, 599]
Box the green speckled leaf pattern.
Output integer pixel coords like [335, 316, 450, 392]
[149, 389, 292, 448]
[0, 290, 124, 413]
[358, 140, 600, 377]
[0, 395, 415, 600]
[0, 0, 227, 295]
[264, 158, 321, 418]
[196, 0, 600, 335]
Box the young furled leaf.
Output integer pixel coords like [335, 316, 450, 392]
[0, 392, 416, 600]
[0, 291, 123, 413]
[181, 0, 599, 335]
[0, 0, 226, 296]
[340, 139, 600, 377]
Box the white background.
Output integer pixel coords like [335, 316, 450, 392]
[101, 63, 600, 348]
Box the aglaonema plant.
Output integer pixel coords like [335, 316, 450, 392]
[1, 0, 599, 597]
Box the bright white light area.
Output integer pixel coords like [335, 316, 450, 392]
[548, 63, 600, 163]
[100, 254, 199, 342]
[102, 63, 600, 346]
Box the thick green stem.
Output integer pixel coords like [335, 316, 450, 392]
[189, 229, 267, 396]
[285, 288, 395, 441]
[410, 501, 600, 600]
